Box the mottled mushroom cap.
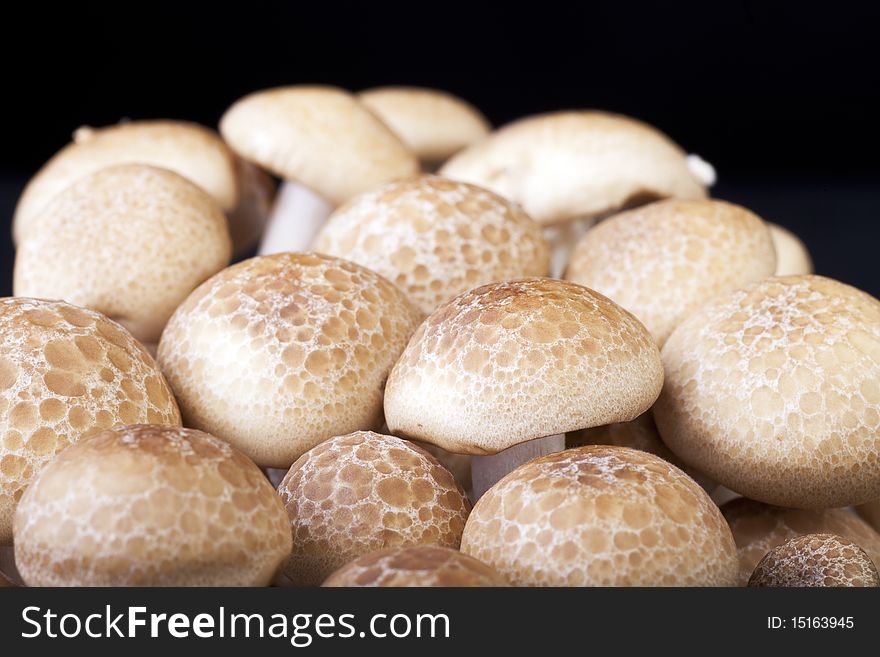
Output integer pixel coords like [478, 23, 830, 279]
[384, 278, 663, 455]
[461, 446, 738, 586]
[219, 85, 419, 205]
[14, 424, 291, 586]
[655, 275, 880, 509]
[748, 533, 879, 587]
[856, 499, 880, 533]
[14, 164, 232, 344]
[358, 87, 491, 165]
[278, 431, 471, 586]
[157, 253, 421, 469]
[0, 298, 181, 544]
[768, 222, 813, 276]
[323, 545, 506, 587]
[722, 499, 880, 585]
[13, 120, 238, 243]
[565, 199, 777, 346]
[440, 111, 707, 226]
[313, 175, 550, 314]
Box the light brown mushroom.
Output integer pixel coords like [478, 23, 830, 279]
[768, 222, 813, 276]
[278, 431, 471, 586]
[748, 533, 879, 587]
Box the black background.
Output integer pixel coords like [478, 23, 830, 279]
[0, 1, 878, 293]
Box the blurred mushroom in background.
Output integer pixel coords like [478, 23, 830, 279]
[767, 222, 814, 276]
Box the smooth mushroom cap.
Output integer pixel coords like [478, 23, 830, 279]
[748, 533, 879, 587]
[13, 120, 238, 244]
[157, 253, 421, 469]
[278, 431, 471, 586]
[440, 111, 707, 226]
[219, 85, 419, 205]
[0, 298, 181, 544]
[14, 164, 232, 344]
[768, 222, 813, 276]
[564, 199, 777, 346]
[856, 499, 880, 533]
[655, 275, 880, 509]
[722, 498, 880, 585]
[14, 424, 291, 586]
[313, 175, 550, 314]
[461, 446, 738, 586]
[358, 87, 491, 165]
[384, 278, 663, 455]
[322, 545, 506, 587]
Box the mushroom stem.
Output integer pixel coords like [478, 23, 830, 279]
[544, 219, 595, 278]
[470, 434, 565, 500]
[0, 546, 23, 586]
[258, 181, 334, 255]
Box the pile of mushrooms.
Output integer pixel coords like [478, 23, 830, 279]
[1, 83, 877, 588]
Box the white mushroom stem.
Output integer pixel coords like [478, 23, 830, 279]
[258, 181, 334, 255]
[686, 154, 717, 187]
[471, 434, 565, 500]
[0, 545, 23, 586]
[544, 218, 596, 278]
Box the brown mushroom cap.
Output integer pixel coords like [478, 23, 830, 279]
[219, 85, 419, 205]
[722, 498, 880, 585]
[14, 164, 232, 344]
[157, 253, 421, 469]
[655, 275, 880, 509]
[564, 199, 777, 346]
[440, 111, 707, 226]
[856, 499, 880, 533]
[278, 431, 471, 586]
[768, 222, 813, 276]
[322, 545, 505, 587]
[14, 424, 291, 586]
[461, 446, 738, 586]
[0, 298, 181, 544]
[13, 120, 239, 244]
[358, 87, 491, 164]
[384, 278, 663, 455]
[748, 533, 879, 587]
[313, 175, 550, 314]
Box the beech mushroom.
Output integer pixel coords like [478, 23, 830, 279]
[768, 222, 813, 276]
[748, 533, 879, 587]
[856, 499, 880, 533]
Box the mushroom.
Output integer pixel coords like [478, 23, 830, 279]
[564, 199, 777, 346]
[277, 431, 471, 586]
[322, 545, 506, 587]
[461, 446, 739, 586]
[357, 87, 491, 169]
[14, 424, 291, 586]
[157, 253, 421, 469]
[226, 157, 277, 257]
[0, 546, 20, 586]
[219, 85, 419, 255]
[313, 175, 551, 315]
[384, 278, 663, 499]
[0, 298, 181, 544]
[768, 222, 813, 276]
[722, 498, 880, 585]
[440, 111, 713, 276]
[856, 499, 880, 533]
[14, 164, 232, 347]
[414, 442, 473, 499]
[748, 533, 879, 587]
[654, 275, 880, 509]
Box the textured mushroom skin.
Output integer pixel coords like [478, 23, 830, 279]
[0, 298, 181, 544]
[461, 446, 738, 586]
[158, 253, 421, 468]
[14, 424, 291, 586]
[565, 199, 777, 346]
[314, 175, 550, 315]
[384, 278, 663, 454]
[655, 275, 880, 509]
[722, 498, 880, 585]
[279, 431, 471, 586]
[748, 533, 879, 587]
[322, 545, 506, 587]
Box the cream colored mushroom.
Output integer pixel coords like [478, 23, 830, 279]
[564, 199, 777, 346]
[0, 298, 181, 544]
[440, 111, 712, 276]
[461, 446, 739, 586]
[313, 175, 550, 315]
[384, 278, 663, 498]
[14, 424, 291, 586]
[278, 431, 471, 586]
[14, 164, 232, 346]
[655, 275, 880, 509]
[219, 85, 419, 255]
[748, 534, 879, 587]
[768, 222, 813, 275]
[157, 253, 421, 469]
